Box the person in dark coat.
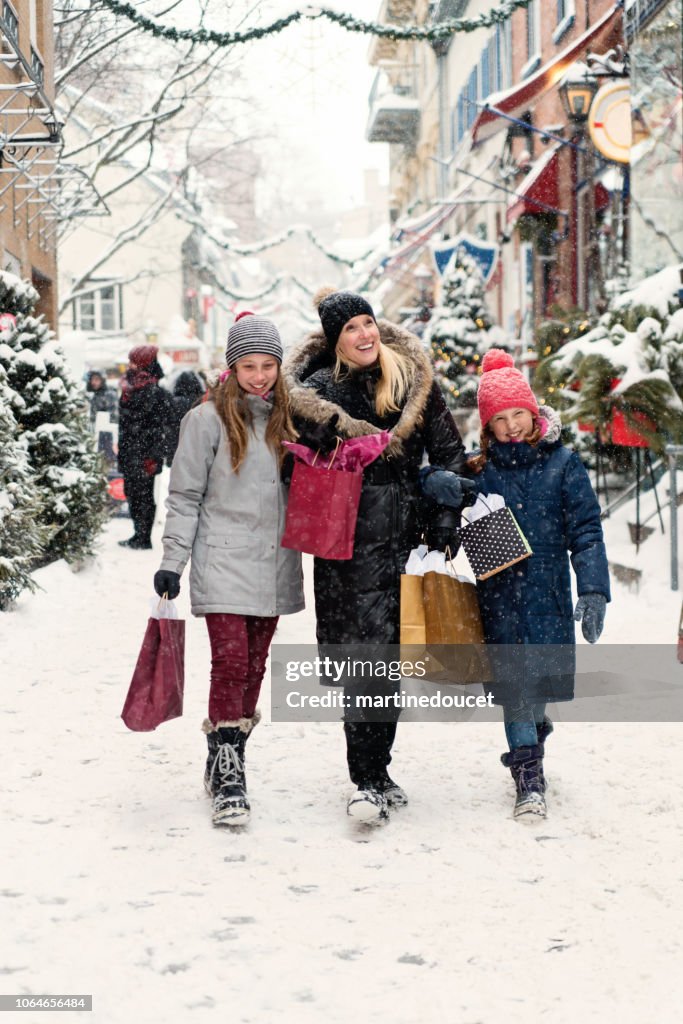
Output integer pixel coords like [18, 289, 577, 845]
[284, 287, 473, 823]
[463, 349, 610, 819]
[86, 369, 118, 464]
[167, 370, 206, 463]
[117, 344, 174, 550]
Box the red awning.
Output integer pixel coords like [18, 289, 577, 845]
[506, 146, 611, 223]
[595, 181, 610, 212]
[472, 4, 622, 145]
[507, 146, 562, 223]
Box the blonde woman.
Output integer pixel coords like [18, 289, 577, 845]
[153, 313, 304, 828]
[285, 289, 472, 823]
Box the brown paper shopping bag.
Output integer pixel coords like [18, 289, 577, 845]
[400, 561, 489, 684]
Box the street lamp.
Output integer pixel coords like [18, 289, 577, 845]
[559, 67, 598, 123]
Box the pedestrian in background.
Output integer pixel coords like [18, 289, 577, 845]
[118, 345, 174, 550]
[466, 350, 610, 819]
[285, 288, 473, 824]
[166, 370, 206, 464]
[154, 313, 304, 828]
[86, 369, 118, 464]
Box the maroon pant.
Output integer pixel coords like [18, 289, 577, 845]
[205, 613, 279, 723]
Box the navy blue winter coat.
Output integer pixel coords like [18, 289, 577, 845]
[472, 426, 610, 704]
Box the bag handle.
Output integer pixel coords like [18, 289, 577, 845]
[312, 435, 342, 470]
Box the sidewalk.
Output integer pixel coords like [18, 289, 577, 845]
[1, 513, 682, 1024]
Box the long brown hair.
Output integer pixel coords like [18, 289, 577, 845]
[468, 418, 543, 473]
[210, 370, 296, 473]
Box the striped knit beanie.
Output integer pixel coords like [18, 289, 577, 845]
[225, 311, 283, 368]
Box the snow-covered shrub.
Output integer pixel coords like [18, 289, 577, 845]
[0, 367, 46, 609]
[0, 271, 108, 572]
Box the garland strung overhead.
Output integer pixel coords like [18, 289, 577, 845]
[191, 262, 316, 302]
[98, 1, 532, 47]
[196, 221, 375, 267]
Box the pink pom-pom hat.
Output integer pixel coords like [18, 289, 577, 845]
[477, 348, 539, 427]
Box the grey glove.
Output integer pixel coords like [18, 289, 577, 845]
[573, 594, 606, 644]
[420, 468, 478, 510]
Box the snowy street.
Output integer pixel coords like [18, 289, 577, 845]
[3, 498, 683, 1024]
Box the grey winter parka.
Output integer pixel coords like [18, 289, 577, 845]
[284, 320, 467, 647]
[159, 396, 304, 618]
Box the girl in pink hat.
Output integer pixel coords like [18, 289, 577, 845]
[468, 349, 610, 820]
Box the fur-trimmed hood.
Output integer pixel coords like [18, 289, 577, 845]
[537, 404, 562, 445]
[283, 319, 433, 457]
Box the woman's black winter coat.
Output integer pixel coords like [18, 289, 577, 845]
[284, 320, 467, 647]
[118, 379, 174, 480]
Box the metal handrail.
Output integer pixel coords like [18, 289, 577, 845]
[599, 457, 664, 519]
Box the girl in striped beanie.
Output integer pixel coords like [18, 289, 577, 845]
[153, 311, 303, 829]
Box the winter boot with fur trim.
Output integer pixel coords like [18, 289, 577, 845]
[501, 744, 547, 819]
[204, 718, 257, 827]
[203, 711, 260, 797]
[536, 715, 553, 752]
[210, 726, 248, 827]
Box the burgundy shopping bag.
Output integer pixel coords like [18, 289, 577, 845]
[121, 617, 185, 731]
[281, 459, 363, 560]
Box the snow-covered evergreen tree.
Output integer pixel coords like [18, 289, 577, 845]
[0, 272, 108, 568]
[0, 366, 46, 609]
[424, 252, 497, 409]
[534, 264, 683, 453]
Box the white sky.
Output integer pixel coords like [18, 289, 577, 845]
[237, 1, 389, 222]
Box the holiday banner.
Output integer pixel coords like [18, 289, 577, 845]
[431, 233, 499, 283]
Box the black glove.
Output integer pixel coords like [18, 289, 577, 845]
[154, 569, 181, 600]
[425, 527, 460, 555]
[296, 414, 340, 457]
[423, 506, 461, 556]
[573, 594, 606, 644]
[420, 468, 478, 510]
[280, 451, 295, 486]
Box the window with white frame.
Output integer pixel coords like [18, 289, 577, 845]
[72, 282, 123, 332]
[492, 20, 513, 94]
[554, 0, 575, 42]
[523, 0, 541, 77]
[2, 1, 18, 42]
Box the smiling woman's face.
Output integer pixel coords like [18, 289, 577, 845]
[335, 314, 380, 368]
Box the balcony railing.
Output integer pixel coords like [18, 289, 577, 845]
[366, 70, 420, 146]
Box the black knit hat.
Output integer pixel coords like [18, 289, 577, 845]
[315, 288, 376, 349]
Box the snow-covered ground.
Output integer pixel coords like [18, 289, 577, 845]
[2, 482, 683, 1024]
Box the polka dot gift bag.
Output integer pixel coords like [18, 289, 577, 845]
[459, 494, 532, 580]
